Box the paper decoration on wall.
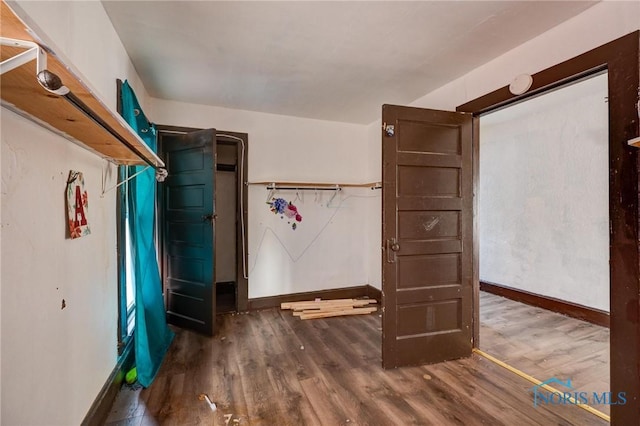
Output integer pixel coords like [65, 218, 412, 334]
[267, 197, 302, 230]
[66, 170, 91, 239]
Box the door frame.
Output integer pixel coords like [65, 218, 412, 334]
[457, 31, 640, 424]
[156, 125, 249, 313]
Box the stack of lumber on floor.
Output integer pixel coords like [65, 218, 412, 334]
[281, 298, 378, 320]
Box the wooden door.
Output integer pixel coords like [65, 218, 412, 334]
[162, 129, 217, 335]
[382, 105, 473, 368]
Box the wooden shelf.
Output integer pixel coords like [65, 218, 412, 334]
[0, 1, 163, 167]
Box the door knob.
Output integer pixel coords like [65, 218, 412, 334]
[202, 213, 216, 223]
[386, 238, 400, 263]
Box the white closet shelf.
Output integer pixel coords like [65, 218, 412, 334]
[0, 1, 163, 168]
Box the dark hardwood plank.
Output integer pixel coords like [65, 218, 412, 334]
[479, 290, 610, 416]
[107, 305, 608, 425]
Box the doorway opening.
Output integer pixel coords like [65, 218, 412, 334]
[215, 136, 243, 314]
[477, 72, 611, 412]
[457, 32, 640, 423]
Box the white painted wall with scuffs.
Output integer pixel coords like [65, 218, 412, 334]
[1, 1, 147, 424]
[479, 74, 609, 311]
[1, 110, 118, 425]
[150, 99, 373, 298]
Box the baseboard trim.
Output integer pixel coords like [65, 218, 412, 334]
[81, 338, 135, 425]
[248, 284, 382, 310]
[480, 281, 609, 328]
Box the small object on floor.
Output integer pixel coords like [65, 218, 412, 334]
[125, 367, 137, 385]
[423, 374, 432, 380]
[281, 298, 378, 320]
[125, 381, 143, 391]
[300, 345, 304, 350]
[199, 393, 217, 411]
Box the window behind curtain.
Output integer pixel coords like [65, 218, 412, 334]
[118, 166, 136, 354]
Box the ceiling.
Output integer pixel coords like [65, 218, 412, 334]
[102, 1, 597, 124]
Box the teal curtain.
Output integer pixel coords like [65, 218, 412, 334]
[120, 80, 174, 387]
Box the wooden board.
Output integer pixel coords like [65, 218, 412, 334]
[1, 1, 163, 167]
[281, 299, 377, 310]
[299, 307, 378, 320]
[282, 298, 378, 320]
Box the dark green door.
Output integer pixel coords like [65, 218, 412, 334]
[161, 129, 216, 335]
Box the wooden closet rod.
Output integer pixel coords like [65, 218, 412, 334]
[248, 181, 381, 189]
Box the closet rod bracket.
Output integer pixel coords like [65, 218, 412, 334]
[1, 37, 47, 75]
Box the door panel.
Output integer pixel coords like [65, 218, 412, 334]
[398, 211, 460, 239]
[397, 254, 461, 288]
[382, 105, 473, 369]
[162, 129, 216, 336]
[397, 166, 460, 196]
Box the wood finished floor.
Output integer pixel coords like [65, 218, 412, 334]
[106, 295, 608, 425]
[479, 291, 610, 416]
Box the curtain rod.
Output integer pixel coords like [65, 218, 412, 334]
[266, 185, 342, 191]
[63, 91, 159, 170]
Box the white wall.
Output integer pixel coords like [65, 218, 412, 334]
[365, 121, 382, 290]
[2, 1, 149, 424]
[1, 110, 118, 425]
[479, 74, 609, 311]
[150, 99, 373, 298]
